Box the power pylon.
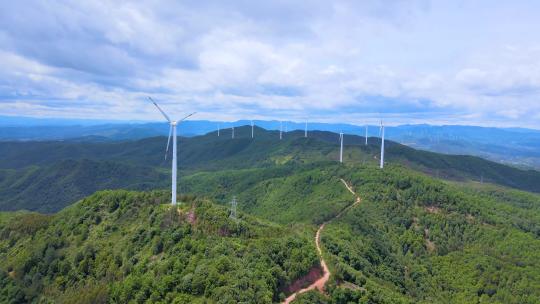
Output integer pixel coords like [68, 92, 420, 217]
[230, 196, 237, 221]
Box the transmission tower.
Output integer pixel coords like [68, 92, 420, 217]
[230, 196, 237, 221]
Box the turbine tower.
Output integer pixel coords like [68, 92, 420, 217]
[280, 121, 283, 140]
[217, 124, 220, 137]
[339, 132, 344, 163]
[380, 124, 385, 169]
[232, 126, 235, 139]
[305, 120, 308, 138]
[251, 120, 254, 138]
[149, 97, 195, 205]
[365, 125, 368, 145]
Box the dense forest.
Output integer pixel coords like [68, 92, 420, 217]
[1, 161, 539, 303]
[317, 165, 540, 303]
[0, 191, 318, 303]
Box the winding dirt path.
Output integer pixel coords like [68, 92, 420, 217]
[282, 179, 360, 304]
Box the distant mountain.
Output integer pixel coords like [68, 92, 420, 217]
[1, 116, 539, 169]
[0, 159, 167, 213]
[0, 115, 147, 126]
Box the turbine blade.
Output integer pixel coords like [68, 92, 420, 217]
[148, 96, 171, 122]
[178, 112, 196, 122]
[165, 125, 172, 160]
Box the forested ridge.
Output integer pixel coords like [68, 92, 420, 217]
[1, 127, 540, 213]
[1, 160, 539, 303]
[301, 165, 540, 303]
[0, 191, 318, 303]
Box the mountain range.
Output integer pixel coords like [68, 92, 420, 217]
[1, 116, 539, 170]
[0, 126, 539, 214]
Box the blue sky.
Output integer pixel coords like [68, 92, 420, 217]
[1, 1, 540, 127]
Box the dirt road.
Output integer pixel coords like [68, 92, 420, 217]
[282, 179, 360, 304]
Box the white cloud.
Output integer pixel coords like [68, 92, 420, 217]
[0, 0, 539, 128]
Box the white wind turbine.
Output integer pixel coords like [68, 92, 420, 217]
[380, 122, 385, 169]
[149, 97, 195, 205]
[280, 121, 283, 140]
[365, 125, 368, 145]
[251, 120, 254, 138]
[305, 119, 308, 138]
[339, 131, 344, 163]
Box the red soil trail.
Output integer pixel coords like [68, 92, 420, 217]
[282, 179, 360, 304]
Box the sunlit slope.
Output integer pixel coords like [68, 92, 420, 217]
[310, 165, 540, 304]
[179, 162, 355, 224]
[0, 190, 317, 303]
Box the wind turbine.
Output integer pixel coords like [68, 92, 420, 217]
[365, 125, 368, 145]
[339, 132, 344, 163]
[380, 123, 385, 169]
[251, 120, 254, 138]
[217, 124, 220, 137]
[232, 126, 235, 139]
[305, 120, 308, 138]
[149, 97, 195, 205]
[280, 121, 283, 140]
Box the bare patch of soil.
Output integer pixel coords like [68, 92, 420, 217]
[425, 206, 441, 214]
[424, 228, 436, 252]
[282, 179, 361, 304]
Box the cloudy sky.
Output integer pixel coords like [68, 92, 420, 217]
[1, 1, 540, 127]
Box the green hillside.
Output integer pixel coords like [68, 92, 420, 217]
[0, 191, 317, 303]
[0, 153, 540, 304]
[0, 159, 167, 213]
[1, 126, 539, 214]
[179, 162, 354, 225]
[1, 161, 539, 303]
[313, 165, 540, 303]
